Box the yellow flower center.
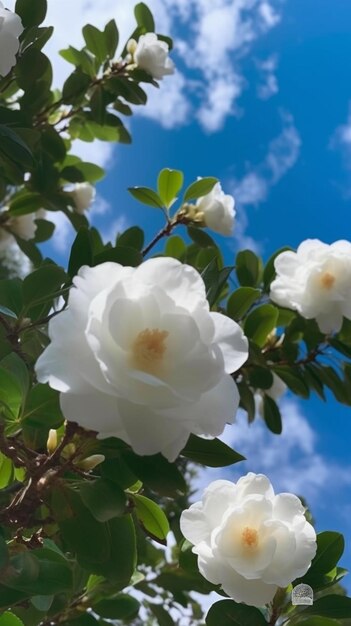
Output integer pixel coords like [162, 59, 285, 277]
[131, 328, 169, 375]
[241, 527, 258, 549]
[320, 271, 335, 290]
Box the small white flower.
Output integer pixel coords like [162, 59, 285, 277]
[70, 182, 96, 214]
[133, 33, 174, 80]
[196, 182, 235, 236]
[0, 209, 38, 246]
[0, 2, 23, 77]
[35, 258, 249, 461]
[270, 239, 351, 333]
[180, 473, 317, 607]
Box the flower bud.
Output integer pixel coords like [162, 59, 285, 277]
[46, 429, 58, 454]
[77, 454, 105, 471]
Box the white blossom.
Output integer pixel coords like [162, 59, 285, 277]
[180, 473, 317, 607]
[270, 239, 351, 333]
[0, 2, 23, 77]
[0, 210, 38, 247]
[35, 258, 248, 461]
[133, 33, 175, 80]
[70, 182, 96, 214]
[196, 182, 235, 236]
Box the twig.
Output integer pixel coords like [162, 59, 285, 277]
[142, 215, 188, 257]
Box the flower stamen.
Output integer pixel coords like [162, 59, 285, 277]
[131, 328, 169, 375]
[320, 271, 336, 290]
[241, 527, 258, 549]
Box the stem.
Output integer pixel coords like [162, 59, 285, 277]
[142, 215, 188, 257]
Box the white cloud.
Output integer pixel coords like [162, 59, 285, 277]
[7, 0, 282, 134]
[195, 398, 351, 504]
[256, 54, 279, 100]
[331, 103, 351, 172]
[101, 214, 129, 244]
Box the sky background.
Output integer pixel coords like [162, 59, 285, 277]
[6, 0, 351, 595]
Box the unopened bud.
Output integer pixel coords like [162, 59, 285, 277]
[46, 429, 58, 454]
[62, 443, 76, 459]
[126, 38, 137, 55]
[77, 454, 105, 471]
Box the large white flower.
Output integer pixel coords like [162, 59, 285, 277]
[69, 182, 96, 214]
[0, 209, 39, 249]
[195, 182, 235, 236]
[270, 239, 351, 333]
[0, 2, 23, 77]
[132, 33, 174, 80]
[180, 473, 316, 607]
[35, 258, 248, 460]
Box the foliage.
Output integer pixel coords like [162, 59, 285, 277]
[0, 1, 349, 625]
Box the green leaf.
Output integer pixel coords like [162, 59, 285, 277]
[263, 395, 282, 434]
[0, 366, 23, 419]
[290, 619, 339, 626]
[79, 478, 126, 522]
[157, 168, 184, 209]
[31, 594, 54, 611]
[227, 287, 261, 321]
[83, 24, 108, 63]
[244, 304, 279, 347]
[181, 435, 245, 467]
[62, 69, 91, 104]
[104, 19, 119, 58]
[0, 305, 17, 319]
[15, 0, 47, 26]
[68, 227, 93, 278]
[8, 192, 45, 217]
[236, 250, 263, 287]
[248, 366, 274, 390]
[237, 381, 256, 423]
[128, 186, 164, 209]
[16, 49, 52, 91]
[201, 259, 233, 307]
[0, 612, 24, 626]
[134, 3, 155, 31]
[302, 595, 351, 619]
[108, 77, 147, 104]
[0, 125, 33, 169]
[133, 494, 169, 543]
[0, 279, 23, 316]
[187, 226, 217, 248]
[93, 594, 140, 619]
[150, 604, 175, 626]
[117, 227, 144, 251]
[124, 452, 186, 496]
[183, 177, 218, 202]
[273, 365, 310, 399]
[94, 246, 142, 267]
[299, 532, 345, 588]
[22, 384, 63, 449]
[206, 600, 267, 626]
[22, 264, 67, 316]
[165, 235, 186, 259]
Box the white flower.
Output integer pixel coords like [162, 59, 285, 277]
[0, 2, 23, 77]
[256, 373, 287, 417]
[270, 239, 351, 333]
[0, 210, 38, 247]
[35, 258, 248, 461]
[133, 33, 174, 80]
[180, 473, 317, 607]
[70, 182, 96, 214]
[195, 182, 235, 236]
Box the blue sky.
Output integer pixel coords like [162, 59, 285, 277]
[15, 0, 351, 592]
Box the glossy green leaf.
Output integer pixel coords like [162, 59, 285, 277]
[227, 287, 261, 321]
[165, 235, 186, 259]
[94, 245, 142, 267]
[244, 304, 279, 347]
[135, 3, 155, 31]
[236, 249, 263, 287]
[104, 19, 119, 57]
[183, 177, 218, 202]
[22, 384, 63, 449]
[157, 168, 184, 208]
[0, 366, 23, 419]
[124, 451, 186, 496]
[299, 532, 345, 588]
[108, 77, 147, 104]
[187, 226, 217, 248]
[133, 494, 170, 542]
[68, 227, 93, 278]
[94, 593, 140, 619]
[0, 279, 23, 315]
[290, 619, 339, 626]
[117, 226, 144, 250]
[263, 395, 282, 434]
[83, 24, 108, 63]
[248, 366, 274, 390]
[181, 435, 245, 467]
[0, 125, 33, 169]
[0, 305, 17, 319]
[128, 186, 164, 209]
[0, 612, 24, 626]
[22, 264, 67, 314]
[15, 0, 47, 26]
[273, 365, 310, 399]
[302, 595, 351, 618]
[206, 600, 267, 626]
[62, 69, 91, 104]
[0, 453, 13, 488]
[79, 478, 126, 522]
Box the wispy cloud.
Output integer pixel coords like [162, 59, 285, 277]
[256, 54, 279, 100]
[231, 113, 301, 250]
[195, 397, 351, 504]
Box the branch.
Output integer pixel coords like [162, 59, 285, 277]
[142, 215, 189, 257]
